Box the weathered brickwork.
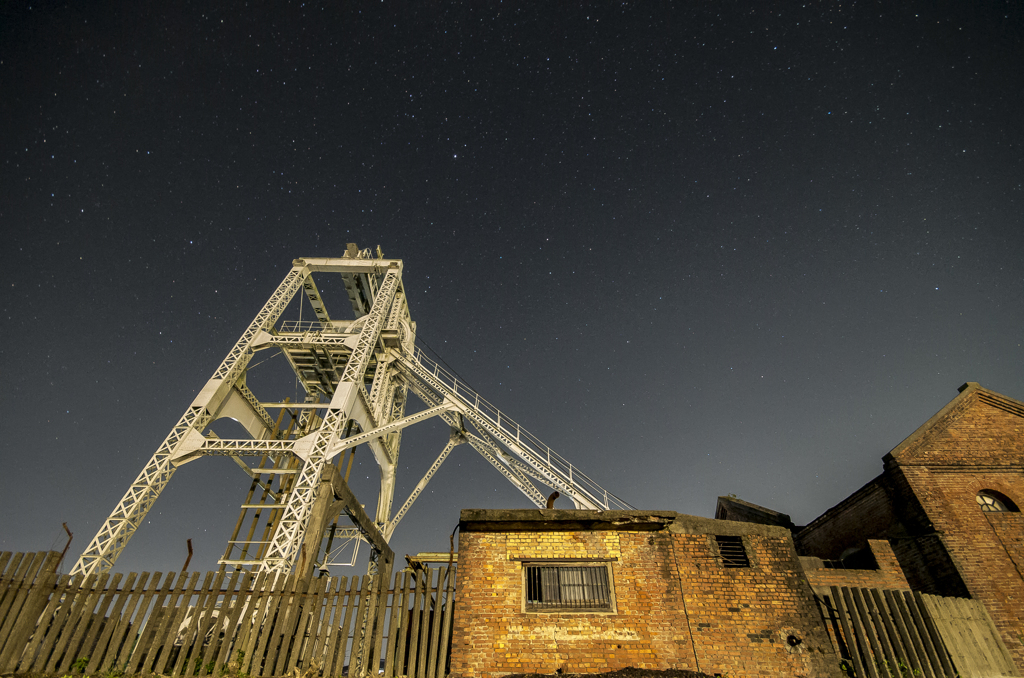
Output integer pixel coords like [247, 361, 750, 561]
[801, 539, 909, 592]
[899, 466, 1024, 669]
[450, 527, 698, 676]
[988, 512, 1024, 576]
[670, 527, 840, 678]
[889, 388, 1024, 671]
[895, 389, 1024, 467]
[451, 384, 1024, 676]
[797, 480, 899, 558]
[794, 384, 1024, 672]
[876, 466, 970, 597]
[450, 510, 841, 678]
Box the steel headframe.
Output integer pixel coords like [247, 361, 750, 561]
[71, 247, 633, 577]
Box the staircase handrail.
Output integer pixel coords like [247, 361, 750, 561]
[398, 346, 635, 511]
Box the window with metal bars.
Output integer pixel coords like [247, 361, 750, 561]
[524, 564, 612, 611]
[715, 535, 750, 568]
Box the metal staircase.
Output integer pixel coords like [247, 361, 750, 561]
[394, 346, 634, 512]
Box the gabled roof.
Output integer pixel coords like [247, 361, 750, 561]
[885, 382, 1024, 467]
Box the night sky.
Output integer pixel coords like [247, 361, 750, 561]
[2, 2, 1022, 575]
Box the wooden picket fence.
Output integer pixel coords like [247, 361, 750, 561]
[0, 552, 456, 678]
[816, 586, 1018, 678]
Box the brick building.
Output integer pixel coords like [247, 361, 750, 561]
[449, 382, 1022, 676]
[790, 382, 1024, 672]
[450, 509, 842, 678]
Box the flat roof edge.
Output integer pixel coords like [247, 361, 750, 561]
[459, 509, 793, 539]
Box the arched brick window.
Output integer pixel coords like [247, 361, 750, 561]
[976, 490, 1020, 513]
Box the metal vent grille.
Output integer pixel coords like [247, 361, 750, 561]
[525, 564, 611, 611]
[715, 535, 750, 568]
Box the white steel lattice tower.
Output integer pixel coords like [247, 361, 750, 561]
[72, 246, 633, 578]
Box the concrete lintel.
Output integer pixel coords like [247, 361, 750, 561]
[459, 509, 677, 533]
[459, 508, 795, 540]
[668, 513, 793, 540]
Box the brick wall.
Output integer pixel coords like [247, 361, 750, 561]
[900, 466, 1024, 669]
[880, 465, 968, 597]
[891, 389, 1024, 670]
[796, 479, 896, 559]
[796, 385, 1024, 672]
[888, 532, 968, 597]
[988, 512, 1024, 576]
[450, 528, 698, 676]
[450, 386, 1024, 676]
[450, 510, 841, 678]
[894, 389, 1024, 468]
[801, 539, 909, 592]
[669, 518, 841, 678]
[793, 471, 967, 596]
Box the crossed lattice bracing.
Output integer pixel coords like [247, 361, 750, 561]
[71, 248, 633, 578]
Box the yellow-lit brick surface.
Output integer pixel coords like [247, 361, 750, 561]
[449, 511, 841, 678]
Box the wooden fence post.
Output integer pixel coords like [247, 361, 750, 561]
[0, 551, 458, 678]
[0, 552, 61, 672]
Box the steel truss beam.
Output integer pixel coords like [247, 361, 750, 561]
[395, 366, 551, 509]
[74, 248, 629, 579]
[72, 263, 311, 576]
[463, 433, 549, 507]
[260, 264, 402, 574]
[176, 438, 297, 459]
[385, 429, 464, 539]
[325, 402, 453, 461]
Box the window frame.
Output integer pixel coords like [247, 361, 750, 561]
[976, 489, 1020, 513]
[519, 559, 617, 614]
